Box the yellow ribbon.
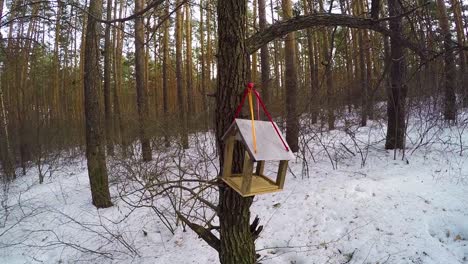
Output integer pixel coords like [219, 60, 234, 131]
[247, 89, 257, 153]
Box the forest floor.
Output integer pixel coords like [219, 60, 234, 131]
[1, 115, 468, 264]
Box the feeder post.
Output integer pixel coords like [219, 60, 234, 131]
[276, 160, 288, 189]
[222, 135, 235, 178]
[241, 151, 254, 193]
[255, 161, 265, 176]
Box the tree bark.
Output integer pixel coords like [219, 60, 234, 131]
[436, 0, 456, 121]
[358, 29, 368, 126]
[113, 0, 127, 153]
[259, 0, 271, 108]
[104, 0, 114, 156]
[385, 0, 407, 149]
[324, 28, 336, 130]
[305, 0, 318, 123]
[0, 69, 15, 180]
[450, 0, 467, 106]
[0, 0, 15, 181]
[162, 2, 170, 146]
[135, 0, 152, 160]
[216, 1, 256, 263]
[185, 3, 194, 116]
[84, 0, 112, 208]
[282, 0, 299, 152]
[176, 0, 189, 148]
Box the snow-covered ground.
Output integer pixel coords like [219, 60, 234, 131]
[1, 116, 467, 264]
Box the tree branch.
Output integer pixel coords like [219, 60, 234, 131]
[176, 211, 220, 252]
[245, 13, 427, 58]
[64, 0, 165, 25]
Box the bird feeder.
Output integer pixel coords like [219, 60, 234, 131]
[221, 119, 295, 197]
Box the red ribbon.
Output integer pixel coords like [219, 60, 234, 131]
[232, 83, 289, 152]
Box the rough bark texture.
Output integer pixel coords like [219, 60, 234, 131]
[258, 0, 270, 108]
[135, 0, 152, 160]
[104, 0, 114, 156]
[324, 28, 335, 130]
[436, 0, 456, 121]
[358, 29, 368, 126]
[113, 0, 127, 152]
[0, 6, 14, 180]
[282, 0, 299, 152]
[450, 0, 467, 106]
[0, 70, 15, 180]
[84, 0, 112, 208]
[305, 0, 318, 123]
[217, 0, 256, 263]
[185, 4, 194, 115]
[176, 0, 189, 148]
[162, 2, 170, 146]
[385, 0, 407, 150]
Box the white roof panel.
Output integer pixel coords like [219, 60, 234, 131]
[233, 119, 295, 161]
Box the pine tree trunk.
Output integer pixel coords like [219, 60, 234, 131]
[0, 70, 15, 180]
[84, 0, 112, 208]
[450, 0, 467, 106]
[436, 0, 456, 121]
[162, 2, 170, 146]
[176, 0, 189, 148]
[53, 2, 63, 122]
[259, 0, 270, 107]
[364, 30, 374, 119]
[282, 0, 299, 152]
[305, 0, 318, 123]
[185, 4, 194, 117]
[358, 29, 368, 126]
[206, 2, 212, 94]
[323, 29, 335, 130]
[217, 1, 256, 263]
[135, 0, 152, 160]
[385, 0, 407, 149]
[113, 0, 127, 153]
[104, 0, 114, 156]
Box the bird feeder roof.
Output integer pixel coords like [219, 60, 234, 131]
[222, 119, 295, 161]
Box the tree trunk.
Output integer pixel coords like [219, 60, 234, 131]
[358, 29, 367, 126]
[436, 0, 456, 121]
[185, 4, 194, 116]
[305, 0, 318, 123]
[84, 0, 112, 208]
[206, 2, 212, 94]
[282, 0, 299, 152]
[323, 28, 335, 130]
[135, 0, 152, 160]
[113, 0, 127, 153]
[199, 0, 209, 129]
[364, 30, 373, 119]
[450, 0, 467, 106]
[259, 0, 271, 108]
[53, 1, 63, 122]
[104, 0, 114, 156]
[251, 0, 258, 83]
[385, 0, 407, 149]
[176, 0, 189, 148]
[216, 1, 256, 263]
[0, 0, 14, 180]
[162, 2, 170, 146]
[0, 69, 15, 180]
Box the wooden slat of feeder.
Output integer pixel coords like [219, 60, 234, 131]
[232, 119, 295, 161]
[221, 174, 281, 197]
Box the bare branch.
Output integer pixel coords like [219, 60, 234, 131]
[176, 211, 220, 252]
[246, 14, 427, 58]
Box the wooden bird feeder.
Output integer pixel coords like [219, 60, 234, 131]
[221, 119, 295, 197]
